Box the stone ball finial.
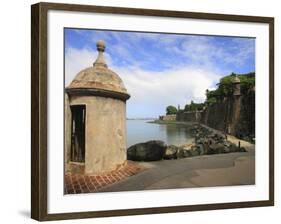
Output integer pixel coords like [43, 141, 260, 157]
[96, 40, 105, 52]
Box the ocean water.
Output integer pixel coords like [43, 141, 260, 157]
[126, 120, 194, 148]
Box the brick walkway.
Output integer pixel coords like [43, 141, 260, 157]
[64, 161, 145, 194]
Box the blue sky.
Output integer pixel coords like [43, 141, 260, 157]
[65, 28, 255, 118]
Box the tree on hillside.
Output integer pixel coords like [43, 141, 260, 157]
[184, 101, 205, 112]
[166, 105, 178, 115]
[205, 72, 255, 103]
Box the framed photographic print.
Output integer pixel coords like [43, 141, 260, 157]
[31, 2, 274, 221]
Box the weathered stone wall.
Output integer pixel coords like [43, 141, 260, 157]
[202, 98, 234, 133]
[159, 114, 176, 121]
[65, 95, 127, 174]
[64, 93, 72, 168]
[202, 91, 255, 138]
[235, 90, 255, 139]
[177, 111, 202, 122]
[176, 90, 255, 139]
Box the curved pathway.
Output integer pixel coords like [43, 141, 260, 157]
[99, 139, 255, 192]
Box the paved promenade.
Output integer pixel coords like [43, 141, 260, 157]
[99, 135, 255, 192]
[65, 132, 255, 194]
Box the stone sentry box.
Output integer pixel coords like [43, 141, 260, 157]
[65, 40, 130, 174]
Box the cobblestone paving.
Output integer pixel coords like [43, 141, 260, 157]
[64, 161, 145, 194]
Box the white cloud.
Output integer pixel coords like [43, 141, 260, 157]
[65, 47, 113, 86]
[170, 36, 255, 69]
[65, 29, 255, 118]
[65, 47, 220, 118]
[115, 66, 219, 117]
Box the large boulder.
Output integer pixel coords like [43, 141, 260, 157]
[207, 143, 227, 154]
[196, 144, 205, 155]
[229, 143, 247, 153]
[177, 147, 196, 158]
[181, 143, 194, 151]
[127, 140, 166, 161]
[163, 145, 178, 160]
[213, 133, 225, 142]
[189, 145, 201, 156]
[176, 148, 186, 159]
[196, 137, 205, 144]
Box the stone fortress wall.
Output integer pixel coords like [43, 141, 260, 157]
[159, 114, 177, 121]
[177, 111, 202, 122]
[175, 89, 255, 140]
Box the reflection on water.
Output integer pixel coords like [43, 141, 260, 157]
[126, 120, 194, 147]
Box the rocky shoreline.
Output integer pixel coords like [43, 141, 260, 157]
[147, 120, 195, 125]
[127, 123, 247, 162]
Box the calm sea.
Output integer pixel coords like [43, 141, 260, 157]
[126, 120, 194, 148]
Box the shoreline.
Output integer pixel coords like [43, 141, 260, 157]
[147, 120, 197, 125]
[148, 119, 255, 146]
